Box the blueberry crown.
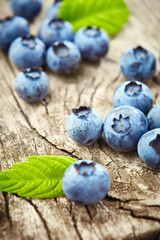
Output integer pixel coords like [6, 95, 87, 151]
[149, 134, 160, 155]
[23, 68, 42, 74]
[22, 34, 35, 41]
[72, 106, 91, 116]
[23, 68, 42, 79]
[86, 26, 100, 31]
[21, 34, 36, 49]
[125, 80, 142, 97]
[49, 18, 64, 29]
[55, 0, 62, 3]
[49, 18, 64, 24]
[84, 26, 100, 37]
[53, 42, 70, 57]
[0, 16, 13, 23]
[133, 46, 149, 60]
[74, 161, 96, 175]
[112, 114, 131, 134]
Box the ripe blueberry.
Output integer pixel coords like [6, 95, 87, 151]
[38, 18, 74, 47]
[15, 68, 49, 103]
[147, 104, 160, 130]
[0, 16, 29, 52]
[103, 106, 148, 152]
[113, 80, 153, 115]
[67, 106, 103, 145]
[10, 0, 42, 21]
[46, 41, 81, 73]
[138, 129, 160, 168]
[120, 46, 156, 82]
[62, 160, 111, 205]
[74, 26, 109, 61]
[9, 34, 45, 69]
[46, 0, 62, 20]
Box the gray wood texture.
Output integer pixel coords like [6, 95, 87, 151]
[0, 0, 160, 239]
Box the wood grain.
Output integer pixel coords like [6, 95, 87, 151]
[0, 0, 160, 239]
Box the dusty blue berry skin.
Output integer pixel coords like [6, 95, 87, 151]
[67, 106, 103, 145]
[46, 0, 62, 20]
[10, 0, 42, 21]
[62, 160, 111, 205]
[15, 68, 49, 103]
[74, 27, 109, 61]
[120, 46, 156, 82]
[103, 106, 148, 152]
[46, 41, 81, 73]
[138, 129, 160, 168]
[147, 105, 160, 130]
[113, 80, 153, 115]
[9, 35, 45, 69]
[38, 18, 74, 47]
[0, 16, 29, 52]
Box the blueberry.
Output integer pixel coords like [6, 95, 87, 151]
[46, 0, 62, 20]
[46, 41, 81, 73]
[147, 104, 160, 130]
[138, 129, 160, 168]
[10, 0, 42, 21]
[62, 160, 111, 205]
[74, 26, 109, 61]
[15, 68, 49, 103]
[67, 106, 103, 145]
[120, 46, 157, 82]
[38, 18, 74, 47]
[113, 80, 153, 115]
[0, 16, 29, 52]
[9, 34, 45, 69]
[103, 106, 148, 152]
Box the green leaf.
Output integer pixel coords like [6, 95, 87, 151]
[59, 0, 130, 34]
[0, 156, 76, 199]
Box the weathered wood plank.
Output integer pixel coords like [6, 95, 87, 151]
[0, 0, 160, 239]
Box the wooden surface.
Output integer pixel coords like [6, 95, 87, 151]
[0, 0, 160, 239]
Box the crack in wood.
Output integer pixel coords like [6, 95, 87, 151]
[41, 98, 50, 116]
[63, 87, 70, 115]
[22, 197, 52, 240]
[70, 202, 83, 240]
[2, 192, 12, 230]
[90, 77, 99, 106]
[103, 57, 119, 64]
[77, 86, 85, 107]
[119, 205, 160, 222]
[6, 84, 81, 160]
[129, 219, 138, 240]
[85, 206, 92, 221]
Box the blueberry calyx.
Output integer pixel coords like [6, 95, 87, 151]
[125, 80, 142, 97]
[84, 26, 100, 37]
[133, 46, 149, 60]
[0, 17, 13, 23]
[23, 68, 42, 79]
[112, 114, 131, 133]
[49, 18, 64, 29]
[72, 106, 91, 117]
[53, 42, 70, 57]
[74, 161, 96, 176]
[149, 134, 160, 155]
[22, 34, 36, 49]
[55, 0, 62, 3]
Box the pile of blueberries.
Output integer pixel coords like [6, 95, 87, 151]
[1, 0, 160, 205]
[67, 46, 160, 171]
[0, 0, 109, 103]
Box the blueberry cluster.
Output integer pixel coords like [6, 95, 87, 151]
[67, 47, 160, 170]
[0, 0, 110, 103]
[1, 1, 160, 205]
